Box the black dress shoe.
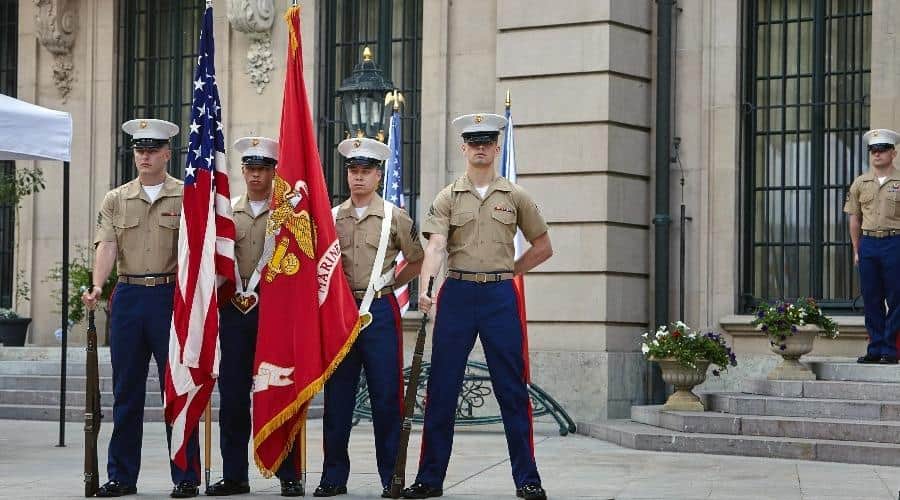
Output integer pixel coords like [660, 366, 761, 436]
[879, 355, 899, 364]
[171, 481, 200, 498]
[96, 480, 137, 497]
[516, 484, 547, 500]
[858, 354, 881, 364]
[205, 478, 250, 496]
[401, 482, 443, 498]
[281, 480, 305, 497]
[313, 484, 347, 497]
[381, 486, 393, 498]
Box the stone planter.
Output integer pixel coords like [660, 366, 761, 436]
[0, 317, 31, 346]
[766, 325, 817, 380]
[654, 357, 710, 411]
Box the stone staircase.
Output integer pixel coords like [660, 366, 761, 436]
[580, 359, 900, 466]
[0, 347, 322, 422]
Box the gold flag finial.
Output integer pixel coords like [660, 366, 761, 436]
[362, 46, 373, 62]
[384, 90, 405, 111]
[505, 89, 511, 108]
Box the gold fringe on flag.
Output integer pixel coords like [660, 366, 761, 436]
[285, 5, 301, 57]
[253, 315, 365, 477]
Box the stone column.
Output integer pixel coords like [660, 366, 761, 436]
[495, 0, 653, 420]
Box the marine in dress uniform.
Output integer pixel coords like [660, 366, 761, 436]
[82, 119, 201, 498]
[402, 114, 553, 500]
[314, 137, 424, 498]
[844, 128, 900, 365]
[204, 137, 304, 497]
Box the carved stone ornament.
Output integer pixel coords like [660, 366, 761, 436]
[227, 0, 275, 94]
[34, 0, 78, 102]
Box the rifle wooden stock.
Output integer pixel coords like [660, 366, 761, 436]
[84, 310, 100, 497]
[389, 277, 435, 498]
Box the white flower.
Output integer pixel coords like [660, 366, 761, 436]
[642, 332, 649, 338]
[675, 320, 688, 328]
[688, 332, 698, 338]
[641, 344, 650, 354]
[652, 340, 659, 346]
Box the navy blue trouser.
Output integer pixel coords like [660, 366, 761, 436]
[320, 294, 404, 488]
[414, 278, 540, 489]
[218, 302, 299, 482]
[107, 282, 200, 486]
[858, 235, 900, 358]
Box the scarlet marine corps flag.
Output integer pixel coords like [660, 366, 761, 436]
[252, 5, 364, 475]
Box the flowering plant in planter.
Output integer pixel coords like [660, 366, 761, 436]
[751, 297, 839, 348]
[641, 321, 738, 376]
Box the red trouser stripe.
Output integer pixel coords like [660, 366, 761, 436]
[512, 275, 535, 458]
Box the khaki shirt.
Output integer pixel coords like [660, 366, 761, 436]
[334, 195, 425, 290]
[232, 195, 270, 280]
[421, 175, 548, 272]
[94, 175, 183, 275]
[843, 168, 900, 230]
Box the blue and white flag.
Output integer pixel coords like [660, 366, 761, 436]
[382, 109, 411, 314]
[501, 104, 525, 258]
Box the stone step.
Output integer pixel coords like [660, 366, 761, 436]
[0, 375, 158, 392]
[0, 389, 222, 408]
[808, 361, 900, 383]
[0, 360, 120, 377]
[0, 404, 170, 422]
[707, 392, 900, 421]
[742, 379, 900, 401]
[0, 346, 112, 363]
[631, 405, 900, 444]
[579, 419, 900, 467]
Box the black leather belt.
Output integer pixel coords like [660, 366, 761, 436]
[118, 274, 176, 286]
[862, 229, 900, 238]
[352, 287, 394, 300]
[446, 270, 514, 283]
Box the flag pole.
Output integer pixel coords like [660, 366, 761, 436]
[505, 88, 511, 110]
[204, 401, 212, 489]
[300, 418, 307, 493]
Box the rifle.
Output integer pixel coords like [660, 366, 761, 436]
[84, 309, 101, 497]
[389, 277, 435, 498]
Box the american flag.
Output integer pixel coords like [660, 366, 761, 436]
[164, 3, 236, 470]
[382, 109, 411, 314]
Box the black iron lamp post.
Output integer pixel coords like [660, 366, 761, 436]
[336, 46, 394, 142]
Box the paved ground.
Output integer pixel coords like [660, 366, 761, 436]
[0, 419, 898, 499]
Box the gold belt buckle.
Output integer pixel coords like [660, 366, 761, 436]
[474, 272, 488, 283]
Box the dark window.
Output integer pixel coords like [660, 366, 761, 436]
[0, 0, 17, 308]
[115, 0, 204, 185]
[741, 0, 871, 312]
[317, 0, 423, 217]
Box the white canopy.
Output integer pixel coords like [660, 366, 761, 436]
[0, 93, 72, 162]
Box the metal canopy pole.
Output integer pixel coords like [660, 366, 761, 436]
[57, 160, 69, 447]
